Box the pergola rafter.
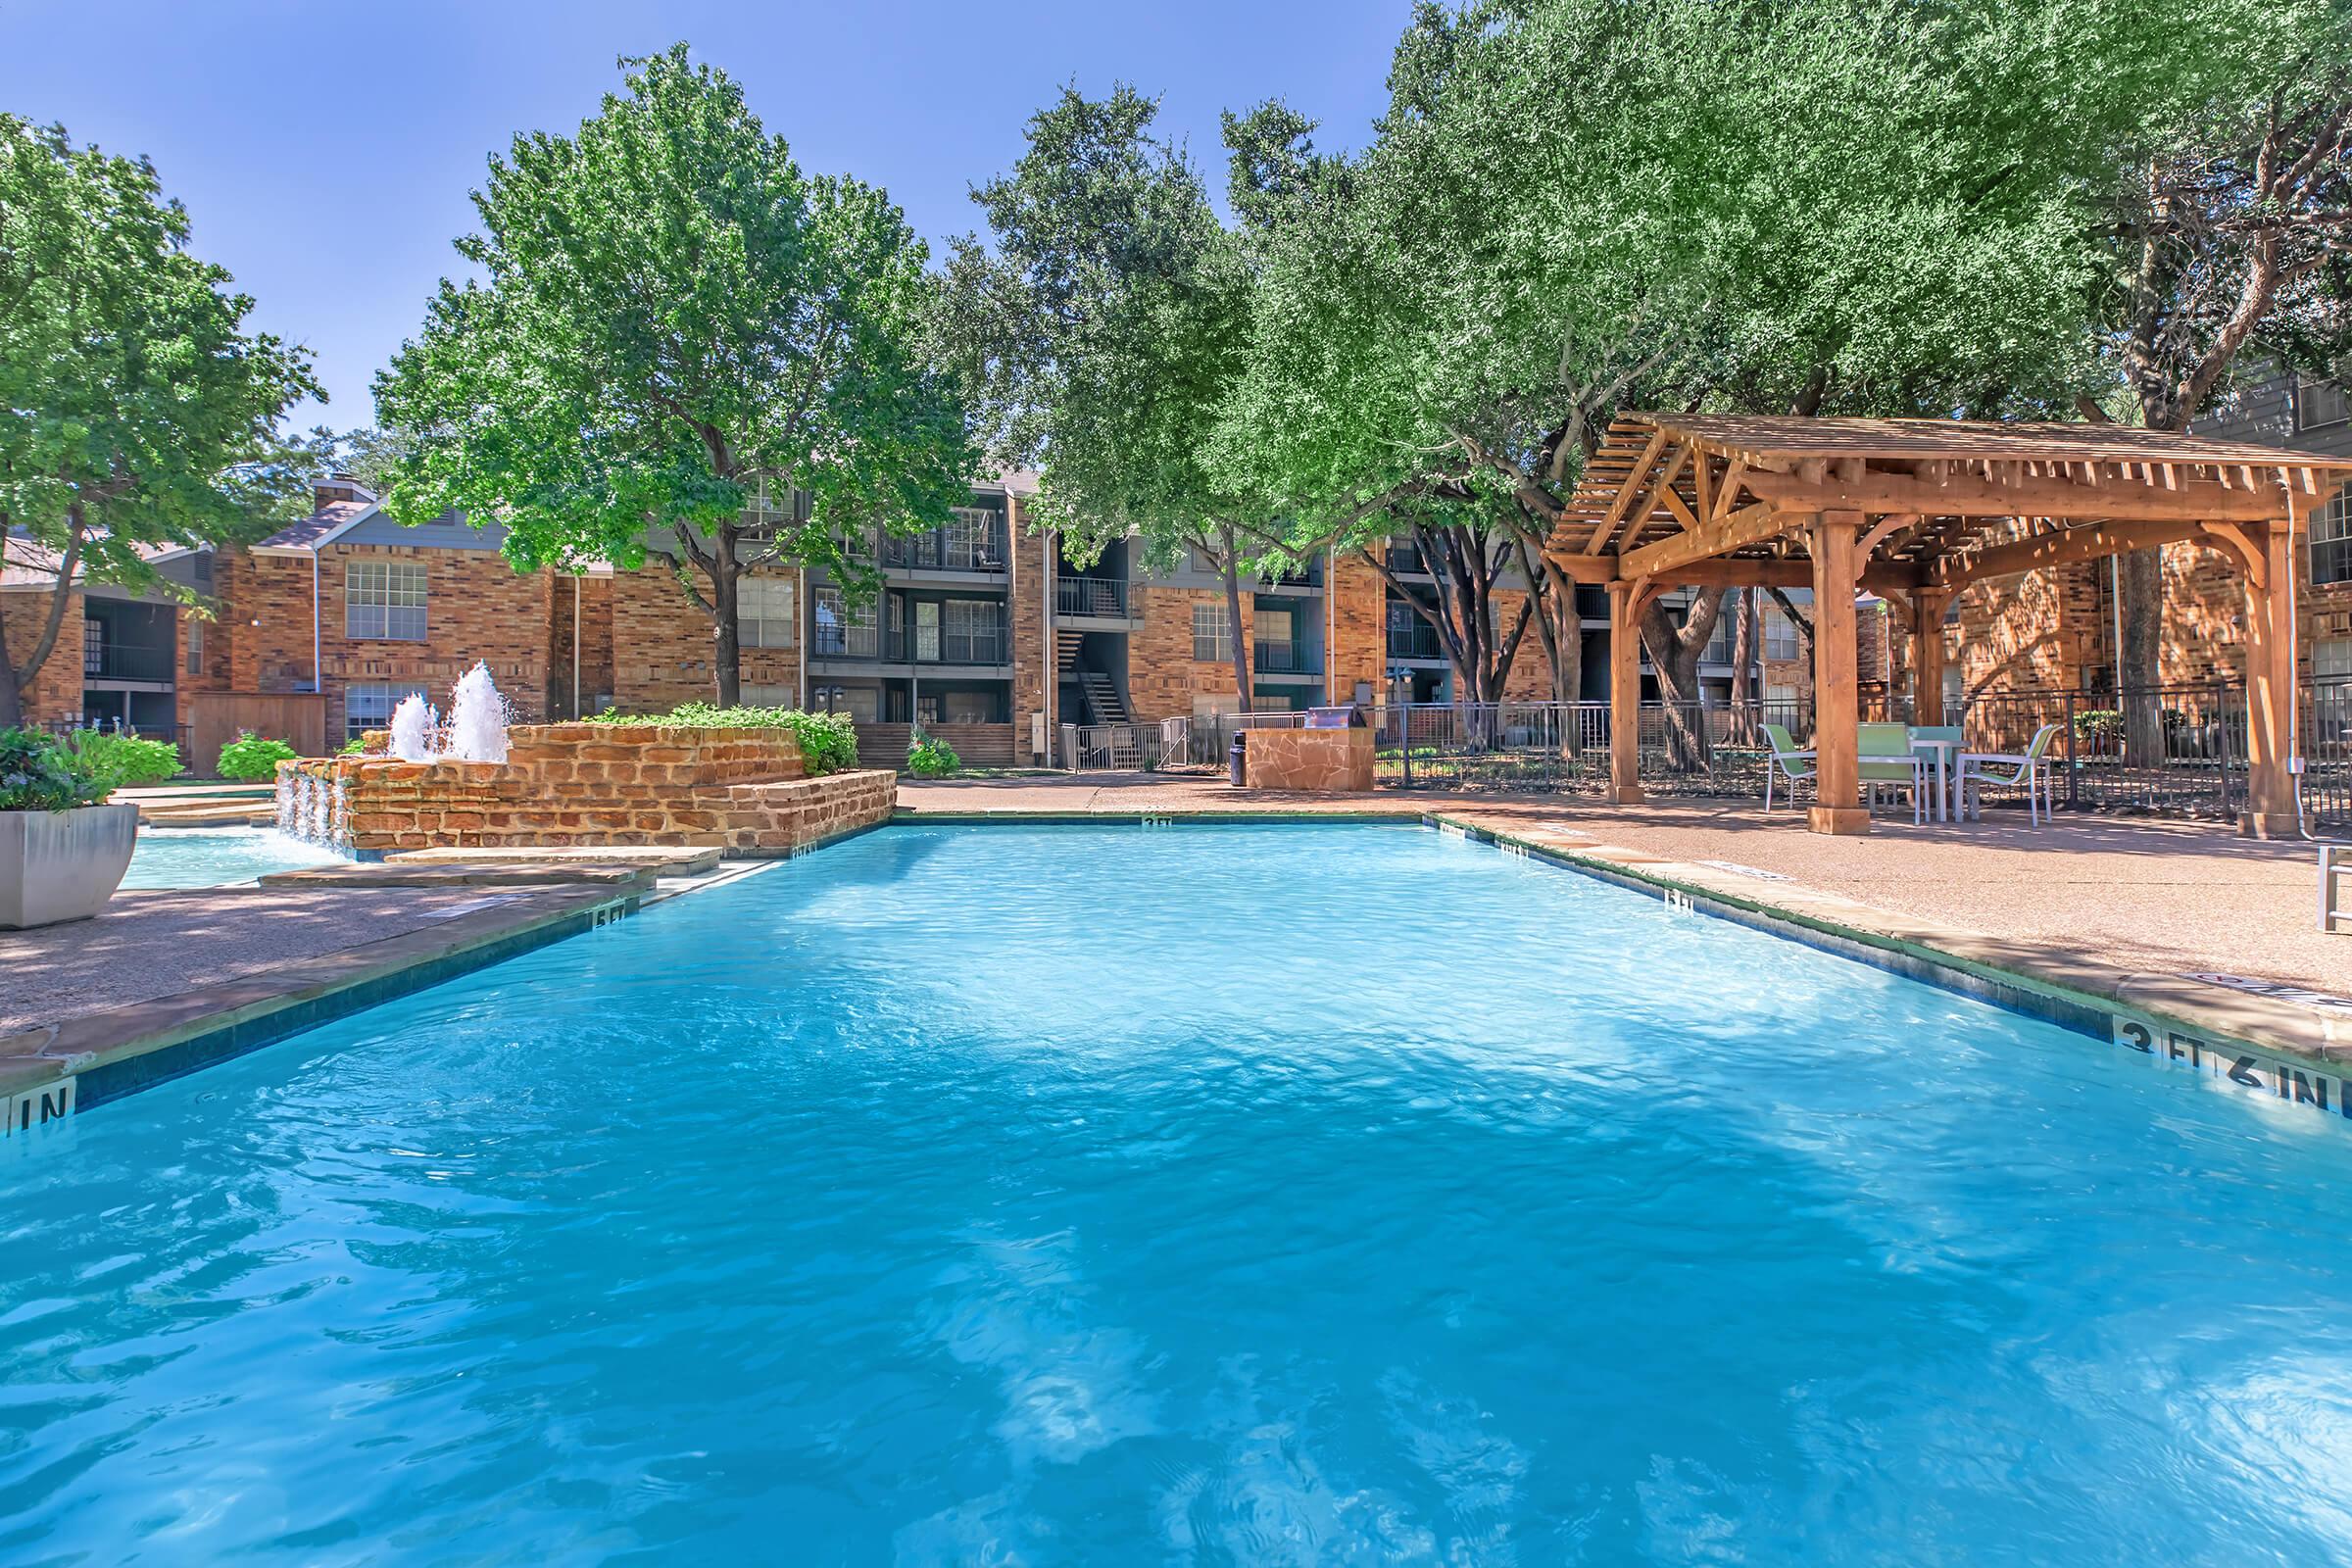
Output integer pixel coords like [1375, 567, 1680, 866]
[1543, 413, 2352, 837]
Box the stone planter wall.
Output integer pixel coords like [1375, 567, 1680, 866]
[1243, 727, 1376, 792]
[278, 723, 895, 858]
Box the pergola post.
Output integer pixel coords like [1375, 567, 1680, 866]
[1911, 588, 1951, 725]
[1606, 579, 1645, 805]
[1808, 512, 1870, 835]
[2241, 519, 2300, 838]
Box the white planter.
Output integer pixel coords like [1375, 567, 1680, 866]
[0, 804, 139, 929]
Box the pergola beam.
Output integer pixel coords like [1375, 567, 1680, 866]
[1930, 516, 2218, 589]
[1741, 466, 2287, 523]
[1617, 501, 1787, 579]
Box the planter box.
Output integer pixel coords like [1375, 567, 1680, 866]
[0, 804, 139, 929]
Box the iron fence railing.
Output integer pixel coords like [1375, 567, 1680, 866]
[1132, 686, 2282, 820]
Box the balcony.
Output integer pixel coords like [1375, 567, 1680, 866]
[1386, 543, 1431, 576]
[880, 515, 1008, 572]
[1386, 617, 1443, 661]
[1056, 576, 1129, 618]
[886, 625, 1010, 666]
[812, 621, 880, 659]
[1252, 641, 1320, 675]
[83, 640, 175, 683]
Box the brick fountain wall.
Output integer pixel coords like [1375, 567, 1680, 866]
[277, 723, 896, 858]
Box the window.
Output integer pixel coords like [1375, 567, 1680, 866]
[83, 618, 102, 674]
[741, 683, 796, 706]
[2314, 490, 2352, 587]
[942, 599, 1005, 663]
[1764, 611, 1799, 662]
[184, 615, 203, 675]
[1764, 682, 1798, 707]
[346, 562, 427, 640]
[2316, 639, 2352, 682]
[1192, 602, 1231, 663]
[344, 682, 421, 740]
[2295, 375, 2350, 432]
[812, 586, 876, 657]
[739, 576, 794, 649]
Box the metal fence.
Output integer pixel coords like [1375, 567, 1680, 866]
[1127, 684, 2300, 822]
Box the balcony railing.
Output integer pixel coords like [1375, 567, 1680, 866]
[1056, 576, 1129, 617]
[886, 624, 1010, 665]
[1386, 544, 1430, 575]
[1252, 641, 1319, 674]
[812, 622, 880, 659]
[880, 517, 1008, 572]
[1386, 617, 1442, 661]
[82, 640, 176, 682]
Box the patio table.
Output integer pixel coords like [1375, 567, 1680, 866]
[1909, 735, 1963, 823]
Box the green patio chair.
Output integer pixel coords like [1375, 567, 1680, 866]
[1858, 721, 1927, 824]
[1761, 723, 1815, 811]
[1959, 721, 2064, 825]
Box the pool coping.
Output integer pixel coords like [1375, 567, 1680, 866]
[0, 883, 639, 1133]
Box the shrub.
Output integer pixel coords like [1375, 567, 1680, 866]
[0, 727, 112, 811]
[217, 731, 299, 781]
[339, 736, 369, 756]
[65, 729, 181, 788]
[908, 732, 961, 778]
[586, 703, 858, 775]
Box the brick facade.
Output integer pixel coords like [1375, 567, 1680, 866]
[1, 586, 84, 724]
[1325, 551, 1387, 705]
[1008, 493, 1050, 757]
[1129, 583, 1251, 720]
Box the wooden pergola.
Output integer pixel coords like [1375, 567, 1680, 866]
[1543, 414, 2352, 836]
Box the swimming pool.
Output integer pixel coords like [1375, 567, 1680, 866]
[121, 825, 348, 888]
[6, 822, 2351, 1563]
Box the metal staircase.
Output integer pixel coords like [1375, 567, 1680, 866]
[1075, 669, 1129, 725]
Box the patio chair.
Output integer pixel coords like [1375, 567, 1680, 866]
[1859, 721, 1928, 824]
[1958, 721, 2064, 825]
[1761, 723, 1815, 811]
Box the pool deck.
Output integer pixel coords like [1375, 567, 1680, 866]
[899, 773, 2352, 1070]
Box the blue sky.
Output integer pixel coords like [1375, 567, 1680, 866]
[0, 0, 1412, 426]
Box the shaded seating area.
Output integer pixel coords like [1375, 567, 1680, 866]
[1544, 414, 2352, 835]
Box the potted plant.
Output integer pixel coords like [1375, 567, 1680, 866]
[0, 727, 139, 929]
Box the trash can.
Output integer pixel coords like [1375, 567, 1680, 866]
[1228, 729, 1248, 787]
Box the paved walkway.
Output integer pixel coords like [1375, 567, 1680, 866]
[900, 774, 2346, 996]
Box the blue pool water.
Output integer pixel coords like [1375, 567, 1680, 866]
[6, 823, 2352, 1564]
[121, 825, 346, 888]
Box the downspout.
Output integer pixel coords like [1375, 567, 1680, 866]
[1041, 512, 1056, 763]
[310, 548, 321, 695]
[796, 564, 808, 710]
[571, 572, 581, 718]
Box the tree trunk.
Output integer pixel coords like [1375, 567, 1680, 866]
[1639, 587, 1728, 771]
[1728, 588, 1757, 745]
[710, 526, 743, 708]
[1219, 526, 1251, 715]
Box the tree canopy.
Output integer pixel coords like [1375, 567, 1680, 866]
[376, 43, 971, 705]
[0, 116, 318, 725]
